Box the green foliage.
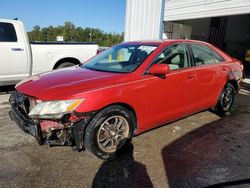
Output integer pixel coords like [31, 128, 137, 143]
[27, 22, 124, 47]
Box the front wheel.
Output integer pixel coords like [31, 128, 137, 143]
[84, 105, 135, 160]
[216, 83, 235, 113]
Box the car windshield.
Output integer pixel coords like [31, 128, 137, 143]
[82, 43, 158, 73]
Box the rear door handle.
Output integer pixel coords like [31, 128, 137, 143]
[11, 48, 24, 51]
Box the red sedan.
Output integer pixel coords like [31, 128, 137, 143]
[9, 40, 243, 160]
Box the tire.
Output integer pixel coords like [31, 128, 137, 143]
[216, 83, 235, 114]
[84, 105, 135, 160]
[56, 62, 76, 69]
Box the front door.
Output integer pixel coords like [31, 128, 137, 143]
[139, 43, 196, 130]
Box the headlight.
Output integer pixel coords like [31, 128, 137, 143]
[28, 99, 84, 119]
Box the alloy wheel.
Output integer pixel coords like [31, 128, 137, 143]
[97, 115, 130, 153]
[221, 87, 234, 111]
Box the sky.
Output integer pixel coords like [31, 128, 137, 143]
[0, 0, 126, 33]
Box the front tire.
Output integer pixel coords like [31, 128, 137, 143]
[84, 105, 135, 160]
[216, 83, 235, 113]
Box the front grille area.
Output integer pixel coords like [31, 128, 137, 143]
[10, 90, 92, 150]
[9, 91, 44, 144]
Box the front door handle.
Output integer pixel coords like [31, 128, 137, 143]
[11, 48, 24, 51]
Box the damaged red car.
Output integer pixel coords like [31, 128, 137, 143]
[9, 40, 243, 160]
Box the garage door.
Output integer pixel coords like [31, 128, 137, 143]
[164, 0, 250, 21]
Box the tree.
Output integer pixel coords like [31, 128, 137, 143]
[27, 22, 123, 46]
[28, 25, 41, 42]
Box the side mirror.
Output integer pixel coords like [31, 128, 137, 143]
[148, 64, 170, 75]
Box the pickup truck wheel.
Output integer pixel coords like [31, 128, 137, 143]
[216, 83, 235, 113]
[56, 62, 76, 69]
[84, 105, 134, 160]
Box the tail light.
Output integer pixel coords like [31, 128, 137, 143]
[239, 61, 244, 71]
[240, 64, 244, 71]
[234, 58, 244, 71]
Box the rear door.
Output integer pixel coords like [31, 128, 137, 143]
[0, 22, 28, 83]
[188, 43, 227, 110]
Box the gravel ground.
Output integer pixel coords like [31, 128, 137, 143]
[0, 79, 250, 188]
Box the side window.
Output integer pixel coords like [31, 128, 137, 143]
[153, 44, 190, 70]
[0, 22, 17, 42]
[190, 44, 224, 65]
[190, 44, 215, 65]
[212, 50, 225, 63]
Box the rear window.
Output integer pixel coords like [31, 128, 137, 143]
[0, 22, 17, 42]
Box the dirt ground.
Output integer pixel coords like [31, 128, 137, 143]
[0, 79, 250, 188]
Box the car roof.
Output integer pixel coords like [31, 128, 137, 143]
[122, 40, 164, 46]
[0, 19, 23, 24]
[122, 39, 212, 46]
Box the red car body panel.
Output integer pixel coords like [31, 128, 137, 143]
[16, 40, 243, 135]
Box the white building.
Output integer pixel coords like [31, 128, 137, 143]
[125, 0, 250, 59]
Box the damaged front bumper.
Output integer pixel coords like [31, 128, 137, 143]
[9, 91, 96, 151]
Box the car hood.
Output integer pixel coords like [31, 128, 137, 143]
[16, 66, 133, 100]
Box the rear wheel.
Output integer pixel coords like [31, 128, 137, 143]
[84, 105, 135, 160]
[216, 83, 235, 113]
[56, 62, 76, 69]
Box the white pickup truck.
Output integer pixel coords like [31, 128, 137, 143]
[0, 19, 99, 86]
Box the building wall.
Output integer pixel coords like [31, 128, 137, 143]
[164, 0, 250, 21]
[124, 0, 165, 41]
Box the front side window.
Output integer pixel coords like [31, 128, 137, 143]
[190, 44, 224, 65]
[83, 43, 158, 73]
[153, 43, 190, 70]
[0, 22, 17, 42]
